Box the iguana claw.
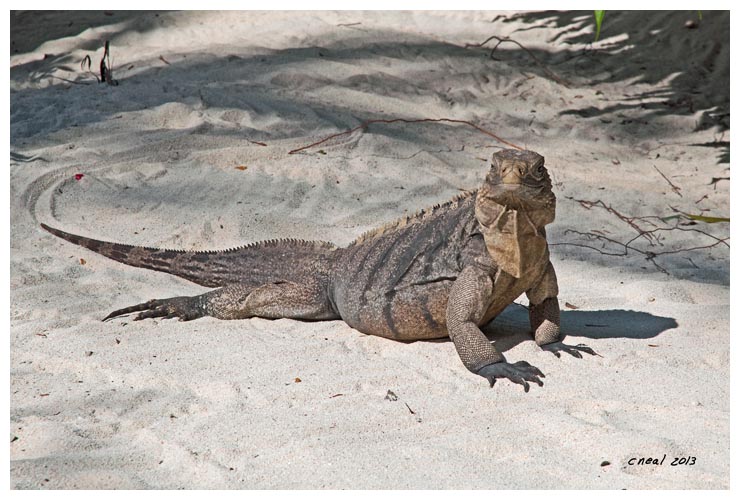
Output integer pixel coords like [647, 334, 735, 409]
[103, 296, 203, 322]
[476, 361, 545, 392]
[541, 341, 600, 359]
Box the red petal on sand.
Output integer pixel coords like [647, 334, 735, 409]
[74, 173, 84, 181]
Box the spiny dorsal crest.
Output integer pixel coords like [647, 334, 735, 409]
[168, 238, 337, 254]
[350, 190, 476, 246]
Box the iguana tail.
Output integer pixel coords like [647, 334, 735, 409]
[40, 223, 338, 288]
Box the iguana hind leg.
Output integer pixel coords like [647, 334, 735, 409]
[104, 281, 339, 322]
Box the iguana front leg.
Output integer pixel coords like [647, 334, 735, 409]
[447, 266, 545, 391]
[527, 262, 598, 358]
[104, 281, 337, 322]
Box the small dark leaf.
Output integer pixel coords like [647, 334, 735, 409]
[80, 55, 92, 71]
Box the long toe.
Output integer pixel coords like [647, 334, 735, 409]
[134, 307, 168, 320]
[103, 301, 154, 321]
[513, 361, 546, 377]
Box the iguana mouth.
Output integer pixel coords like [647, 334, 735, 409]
[483, 183, 552, 211]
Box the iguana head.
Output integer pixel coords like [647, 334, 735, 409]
[478, 149, 555, 223]
[474, 149, 556, 278]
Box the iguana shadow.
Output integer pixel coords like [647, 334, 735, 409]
[478, 305, 678, 353]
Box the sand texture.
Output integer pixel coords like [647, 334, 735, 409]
[10, 11, 729, 489]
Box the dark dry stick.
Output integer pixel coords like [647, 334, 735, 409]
[554, 223, 729, 274]
[565, 197, 659, 245]
[465, 35, 571, 88]
[578, 198, 731, 249]
[80, 55, 100, 83]
[287, 117, 522, 155]
[709, 177, 729, 189]
[623, 224, 729, 251]
[555, 197, 730, 274]
[101, 41, 111, 83]
[694, 194, 709, 204]
[99, 40, 118, 86]
[653, 165, 682, 197]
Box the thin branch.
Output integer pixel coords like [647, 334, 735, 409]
[653, 165, 682, 197]
[709, 177, 729, 189]
[465, 35, 571, 88]
[287, 117, 522, 155]
[556, 196, 729, 274]
[100, 40, 118, 86]
[554, 222, 728, 275]
[550, 239, 629, 257]
[565, 197, 659, 245]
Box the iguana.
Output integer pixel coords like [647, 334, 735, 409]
[41, 149, 595, 390]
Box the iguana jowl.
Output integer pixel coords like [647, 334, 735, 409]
[41, 149, 594, 390]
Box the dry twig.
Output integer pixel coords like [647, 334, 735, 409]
[287, 117, 522, 155]
[554, 197, 729, 274]
[80, 40, 118, 85]
[653, 165, 682, 197]
[100, 40, 118, 86]
[565, 197, 660, 245]
[465, 35, 571, 88]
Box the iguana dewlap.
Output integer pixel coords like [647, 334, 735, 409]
[41, 149, 595, 390]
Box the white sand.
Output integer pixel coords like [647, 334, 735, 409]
[10, 11, 729, 489]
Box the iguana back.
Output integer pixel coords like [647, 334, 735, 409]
[329, 192, 484, 340]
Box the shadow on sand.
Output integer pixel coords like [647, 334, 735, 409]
[483, 304, 678, 353]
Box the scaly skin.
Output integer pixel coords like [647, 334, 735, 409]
[41, 149, 597, 390]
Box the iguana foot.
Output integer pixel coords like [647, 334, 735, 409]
[541, 341, 600, 359]
[476, 361, 545, 392]
[103, 296, 203, 322]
